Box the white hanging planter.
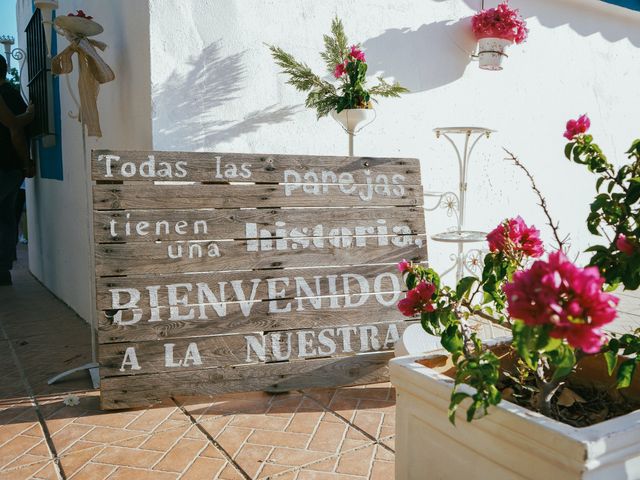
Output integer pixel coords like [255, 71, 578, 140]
[390, 345, 640, 480]
[330, 108, 376, 157]
[477, 37, 512, 71]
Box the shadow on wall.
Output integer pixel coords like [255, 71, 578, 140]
[153, 41, 300, 150]
[362, 19, 476, 93]
[435, 0, 640, 47]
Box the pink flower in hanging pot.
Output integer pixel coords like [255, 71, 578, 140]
[471, 2, 528, 44]
[563, 114, 591, 140]
[67, 10, 93, 20]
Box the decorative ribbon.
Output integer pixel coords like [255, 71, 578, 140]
[52, 32, 115, 137]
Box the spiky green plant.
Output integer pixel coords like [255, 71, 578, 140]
[268, 17, 408, 119]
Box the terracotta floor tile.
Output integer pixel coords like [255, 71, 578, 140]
[297, 471, 365, 480]
[374, 443, 395, 462]
[268, 447, 330, 467]
[214, 426, 252, 457]
[68, 462, 116, 480]
[286, 411, 323, 434]
[93, 446, 163, 468]
[0, 435, 44, 467]
[349, 411, 383, 439]
[73, 411, 139, 429]
[230, 413, 289, 431]
[248, 430, 309, 448]
[218, 463, 246, 480]
[82, 426, 146, 448]
[9, 461, 55, 480]
[307, 421, 346, 453]
[325, 397, 359, 423]
[194, 415, 232, 439]
[334, 386, 391, 401]
[370, 460, 394, 479]
[152, 438, 207, 473]
[106, 466, 178, 480]
[200, 444, 225, 459]
[257, 463, 295, 479]
[124, 407, 176, 432]
[233, 443, 272, 478]
[49, 423, 94, 453]
[336, 444, 375, 476]
[181, 456, 227, 480]
[58, 442, 103, 477]
[139, 425, 189, 452]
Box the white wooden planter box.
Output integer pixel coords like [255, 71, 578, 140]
[390, 350, 640, 480]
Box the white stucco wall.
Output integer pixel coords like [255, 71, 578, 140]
[16, 0, 152, 321]
[149, 0, 640, 281]
[13, 0, 640, 322]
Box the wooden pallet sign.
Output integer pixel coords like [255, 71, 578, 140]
[92, 150, 427, 409]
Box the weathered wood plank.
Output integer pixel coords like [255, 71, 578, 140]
[100, 351, 394, 410]
[95, 236, 427, 276]
[93, 184, 424, 210]
[98, 297, 413, 343]
[93, 206, 426, 243]
[95, 264, 413, 310]
[91, 150, 421, 183]
[99, 320, 414, 378]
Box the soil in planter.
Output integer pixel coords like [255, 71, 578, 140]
[420, 349, 640, 428]
[497, 375, 640, 428]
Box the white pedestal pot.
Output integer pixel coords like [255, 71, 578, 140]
[477, 37, 512, 71]
[390, 348, 640, 480]
[330, 108, 376, 156]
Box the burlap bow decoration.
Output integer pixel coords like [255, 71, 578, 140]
[52, 33, 115, 137]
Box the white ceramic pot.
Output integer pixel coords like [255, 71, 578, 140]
[390, 347, 640, 480]
[477, 37, 512, 71]
[330, 108, 376, 135]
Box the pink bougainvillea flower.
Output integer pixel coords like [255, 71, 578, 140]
[486, 216, 544, 258]
[397, 259, 411, 274]
[334, 61, 347, 78]
[398, 281, 436, 317]
[616, 234, 635, 256]
[471, 2, 528, 44]
[563, 114, 591, 140]
[349, 45, 366, 62]
[503, 251, 618, 353]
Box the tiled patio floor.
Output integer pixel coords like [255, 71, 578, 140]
[0, 247, 396, 480]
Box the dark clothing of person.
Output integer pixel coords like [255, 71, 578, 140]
[0, 83, 28, 277]
[0, 83, 28, 171]
[0, 169, 22, 271]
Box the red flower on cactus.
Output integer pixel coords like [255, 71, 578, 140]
[334, 61, 347, 78]
[471, 2, 528, 44]
[503, 251, 618, 353]
[398, 281, 436, 317]
[349, 45, 366, 62]
[563, 114, 591, 140]
[68, 10, 93, 20]
[616, 234, 635, 256]
[486, 216, 544, 258]
[397, 259, 412, 274]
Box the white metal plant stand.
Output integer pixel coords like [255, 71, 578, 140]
[431, 126, 495, 281]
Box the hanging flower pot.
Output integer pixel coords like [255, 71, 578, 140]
[471, 2, 528, 71]
[54, 10, 103, 37]
[477, 37, 512, 71]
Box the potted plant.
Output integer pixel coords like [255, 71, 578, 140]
[391, 116, 640, 479]
[471, 2, 528, 70]
[268, 17, 408, 154]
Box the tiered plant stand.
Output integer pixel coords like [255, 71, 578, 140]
[432, 126, 494, 281]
